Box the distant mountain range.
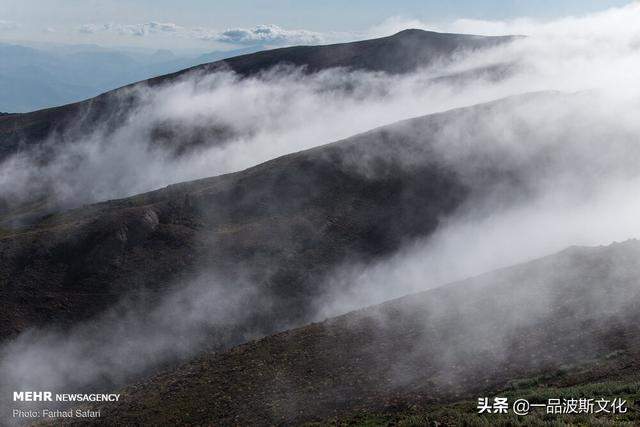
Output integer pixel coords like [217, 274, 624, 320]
[0, 42, 262, 112]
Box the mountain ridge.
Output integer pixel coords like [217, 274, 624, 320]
[49, 239, 640, 425]
[1, 90, 561, 343]
[0, 29, 516, 164]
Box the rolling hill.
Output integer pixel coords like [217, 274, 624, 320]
[0, 91, 566, 343]
[0, 30, 515, 165]
[52, 239, 640, 425]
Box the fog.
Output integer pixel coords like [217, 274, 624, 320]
[318, 172, 640, 316]
[5, 5, 640, 211]
[5, 3, 640, 209]
[4, 3, 640, 423]
[0, 271, 269, 419]
[0, 64, 518, 210]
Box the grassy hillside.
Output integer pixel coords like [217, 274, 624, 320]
[50, 240, 640, 425]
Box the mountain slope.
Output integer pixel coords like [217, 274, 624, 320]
[55, 239, 640, 425]
[0, 30, 515, 164]
[0, 103, 465, 340]
[3, 89, 619, 347]
[172, 29, 514, 77]
[1, 91, 580, 344]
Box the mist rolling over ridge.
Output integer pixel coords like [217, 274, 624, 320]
[54, 239, 640, 425]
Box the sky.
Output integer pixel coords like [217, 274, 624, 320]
[0, 0, 635, 52]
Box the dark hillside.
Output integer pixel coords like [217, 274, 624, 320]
[1, 90, 578, 346]
[0, 91, 598, 347]
[0, 105, 463, 340]
[195, 29, 515, 77]
[54, 240, 640, 425]
[0, 30, 515, 164]
[1, 92, 557, 342]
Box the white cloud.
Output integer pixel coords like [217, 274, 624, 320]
[371, 2, 640, 42]
[76, 21, 349, 47]
[440, 3, 640, 39]
[211, 24, 325, 45]
[0, 20, 18, 31]
[78, 21, 181, 37]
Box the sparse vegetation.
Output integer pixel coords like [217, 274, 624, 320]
[48, 240, 640, 425]
[319, 375, 640, 426]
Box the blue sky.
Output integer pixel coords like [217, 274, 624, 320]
[0, 0, 634, 51]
